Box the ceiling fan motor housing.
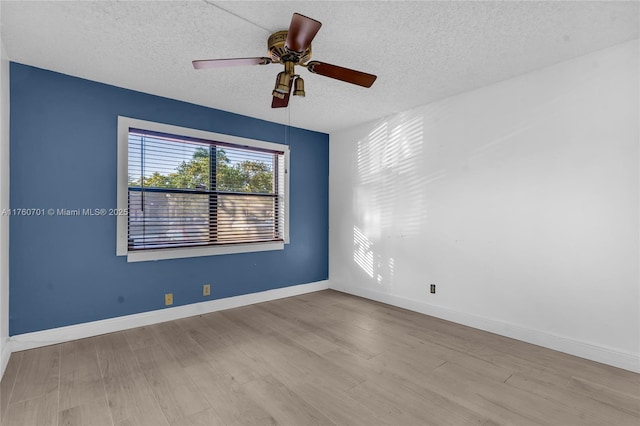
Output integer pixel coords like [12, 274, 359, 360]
[268, 30, 312, 64]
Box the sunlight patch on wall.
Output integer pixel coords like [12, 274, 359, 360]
[353, 225, 374, 278]
[353, 225, 395, 291]
[350, 111, 427, 293]
[384, 257, 395, 287]
[355, 112, 427, 238]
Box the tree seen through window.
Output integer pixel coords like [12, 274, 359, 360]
[130, 147, 274, 194]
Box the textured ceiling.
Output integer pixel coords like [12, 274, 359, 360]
[1, 1, 638, 133]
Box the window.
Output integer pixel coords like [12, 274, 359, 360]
[117, 117, 289, 262]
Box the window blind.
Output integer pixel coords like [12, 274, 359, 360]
[127, 128, 285, 251]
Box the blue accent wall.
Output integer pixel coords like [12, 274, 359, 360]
[9, 63, 329, 335]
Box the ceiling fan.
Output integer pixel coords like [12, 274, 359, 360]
[192, 13, 377, 108]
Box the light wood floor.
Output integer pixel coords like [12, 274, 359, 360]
[1, 290, 638, 426]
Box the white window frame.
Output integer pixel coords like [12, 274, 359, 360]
[116, 116, 290, 262]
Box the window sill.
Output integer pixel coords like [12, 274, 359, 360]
[123, 241, 285, 263]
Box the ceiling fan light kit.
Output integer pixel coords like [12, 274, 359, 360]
[293, 77, 305, 97]
[273, 71, 291, 95]
[193, 13, 377, 108]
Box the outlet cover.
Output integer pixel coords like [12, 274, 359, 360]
[165, 293, 173, 305]
[430, 284, 436, 294]
[203, 284, 211, 296]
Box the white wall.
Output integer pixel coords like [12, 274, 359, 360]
[0, 2, 10, 378]
[330, 40, 639, 372]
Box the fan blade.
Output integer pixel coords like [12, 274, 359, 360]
[306, 61, 377, 88]
[271, 92, 290, 108]
[272, 77, 293, 108]
[285, 13, 322, 53]
[193, 57, 271, 69]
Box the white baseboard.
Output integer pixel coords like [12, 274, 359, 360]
[8, 280, 329, 353]
[331, 284, 640, 374]
[0, 337, 10, 379]
[6, 279, 637, 375]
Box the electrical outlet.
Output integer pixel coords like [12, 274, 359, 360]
[430, 284, 436, 294]
[203, 284, 211, 296]
[165, 293, 173, 305]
